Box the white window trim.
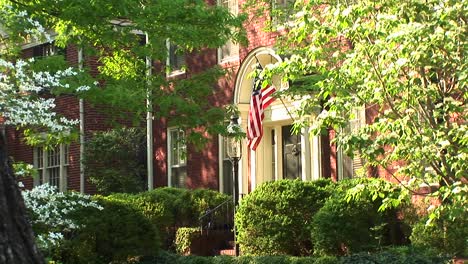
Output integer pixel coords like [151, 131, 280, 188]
[167, 127, 186, 187]
[217, 0, 240, 64]
[166, 40, 186, 77]
[33, 144, 68, 191]
[217, 40, 240, 64]
[218, 135, 225, 193]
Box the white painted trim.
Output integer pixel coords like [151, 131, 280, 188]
[218, 135, 224, 193]
[59, 144, 67, 191]
[167, 127, 173, 187]
[250, 149, 256, 192]
[166, 40, 186, 77]
[301, 128, 311, 181]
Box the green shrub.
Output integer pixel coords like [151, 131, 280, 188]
[410, 214, 468, 257]
[110, 187, 231, 251]
[22, 184, 103, 261]
[312, 256, 339, 264]
[56, 195, 160, 264]
[83, 127, 146, 195]
[339, 246, 449, 264]
[175, 227, 202, 255]
[235, 179, 335, 256]
[311, 178, 408, 256]
[140, 253, 320, 264]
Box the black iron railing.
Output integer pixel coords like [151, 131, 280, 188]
[199, 198, 234, 234]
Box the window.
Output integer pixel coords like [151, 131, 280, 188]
[271, 0, 295, 28]
[338, 106, 366, 180]
[218, 0, 239, 62]
[32, 42, 66, 59]
[219, 136, 234, 195]
[34, 144, 69, 191]
[168, 128, 187, 187]
[167, 41, 186, 75]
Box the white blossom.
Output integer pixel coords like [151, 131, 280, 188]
[22, 184, 103, 251]
[1, 59, 95, 133]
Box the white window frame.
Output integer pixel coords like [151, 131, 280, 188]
[166, 40, 186, 77]
[167, 127, 187, 187]
[33, 144, 69, 191]
[218, 135, 235, 194]
[217, 0, 239, 64]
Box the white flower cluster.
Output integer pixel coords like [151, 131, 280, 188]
[36, 232, 64, 250]
[0, 58, 92, 132]
[22, 184, 103, 250]
[4, 7, 52, 43]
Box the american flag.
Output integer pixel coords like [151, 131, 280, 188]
[247, 81, 276, 151]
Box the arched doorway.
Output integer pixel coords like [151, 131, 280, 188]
[232, 47, 323, 194]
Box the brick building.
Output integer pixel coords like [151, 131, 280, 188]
[5, 0, 380, 197]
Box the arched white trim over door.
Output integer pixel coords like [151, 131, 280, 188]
[232, 47, 322, 195]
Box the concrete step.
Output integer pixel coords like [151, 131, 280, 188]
[217, 248, 235, 256]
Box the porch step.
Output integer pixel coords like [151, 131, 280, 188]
[217, 248, 236, 256]
[213, 240, 236, 256]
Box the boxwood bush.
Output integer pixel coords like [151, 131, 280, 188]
[311, 178, 408, 256]
[109, 187, 231, 251]
[235, 179, 335, 256]
[136, 246, 446, 263]
[56, 195, 160, 264]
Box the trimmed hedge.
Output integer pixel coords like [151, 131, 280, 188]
[136, 246, 447, 264]
[109, 187, 231, 250]
[235, 179, 335, 256]
[39, 187, 230, 262]
[311, 178, 408, 256]
[56, 195, 160, 264]
[175, 227, 202, 255]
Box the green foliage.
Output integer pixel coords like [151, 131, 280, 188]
[252, 0, 467, 229]
[110, 187, 231, 251]
[140, 252, 320, 264]
[83, 127, 146, 195]
[12, 161, 38, 178]
[311, 178, 408, 256]
[410, 213, 468, 257]
[135, 247, 446, 263]
[1, 0, 248, 147]
[175, 227, 202, 255]
[235, 179, 335, 256]
[340, 246, 449, 264]
[55, 195, 160, 264]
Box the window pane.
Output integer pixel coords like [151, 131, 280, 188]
[35, 147, 44, 168]
[49, 167, 60, 188]
[168, 43, 185, 71]
[171, 166, 187, 188]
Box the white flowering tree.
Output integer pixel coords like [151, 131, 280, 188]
[0, 57, 92, 264]
[22, 184, 103, 255]
[249, 0, 467, 255]
[0, 6, 95, 263]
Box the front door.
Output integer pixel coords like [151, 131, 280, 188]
[282, 125, 302, 180]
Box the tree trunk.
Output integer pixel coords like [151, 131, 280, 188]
[0, 132, 44, 264]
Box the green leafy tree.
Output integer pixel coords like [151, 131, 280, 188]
[2, 0, 246, 145]
[83, 127, 147, 195]
[249, 0, 466, 254]
[1, 1, 245, 262]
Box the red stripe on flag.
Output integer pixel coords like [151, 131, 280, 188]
[247, 85, 277, 151]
